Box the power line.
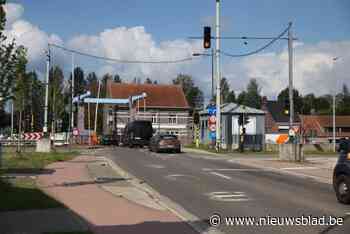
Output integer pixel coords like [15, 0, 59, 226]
[48, 43, 197, 64]
[221, 24, 292, 58]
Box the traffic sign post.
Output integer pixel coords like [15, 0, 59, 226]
[207, 105, 217, 148]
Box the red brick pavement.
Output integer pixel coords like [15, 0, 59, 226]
[37, 156, 197, 234]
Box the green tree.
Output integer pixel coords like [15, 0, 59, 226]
[220, 77, 230, 103]
[302, 93, 316, 114]
[226, 90, 236, 103]
[113, 74, 122, 83]
[337, 84, 350, 115]
[145, 77, 153, 84]
[172, 74, 204, 108]
[244, 78, 262, 109]
[0, 1, 24, 103]
[86, 72, 98, 85]
[237, 91, 247, 105]
[277, 87, 303, 114]
[71, 67, 86, 96]
[49, 66, 65, 132]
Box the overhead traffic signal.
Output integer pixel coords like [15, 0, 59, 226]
[203, 26, 211, 49]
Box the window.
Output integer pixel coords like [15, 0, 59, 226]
[169, 115, 177, 124]
[152, 114, 158, 124]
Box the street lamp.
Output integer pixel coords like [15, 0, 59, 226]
[192, 49, 215, 100]
[332, 57, 341, 152]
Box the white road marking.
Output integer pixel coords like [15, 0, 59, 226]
[281, 167, 319, 170]
[210, 172, 232, 180]
[203, 168, 264, 172]
[146, 164, 165, 169]
[207, 191, 251, 202]
[165, 174, 200, 181]
[346, 212, 350, 215]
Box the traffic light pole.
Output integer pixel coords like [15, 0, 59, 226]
[215, 0, 221, 152]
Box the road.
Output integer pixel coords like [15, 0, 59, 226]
[105, 147, 350, 234]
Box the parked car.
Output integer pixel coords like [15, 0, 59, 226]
[333, 138, 350, 204]
[100, 135, 119, 145]
[122, 120, 153, 147]
[149, 134, 181, 153]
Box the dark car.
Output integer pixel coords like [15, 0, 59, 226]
[333, 138, 350, 204]
[122, 120, 153, 147]
[149, 134, 181, 153]
[100, 134, 119, 145]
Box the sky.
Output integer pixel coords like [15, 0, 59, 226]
[3, 0, 350, 101]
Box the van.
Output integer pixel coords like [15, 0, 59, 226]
[122, 120, 154, 147]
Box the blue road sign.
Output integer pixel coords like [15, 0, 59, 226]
[207, 106, 216, 116]
[209, 131, 216, 140]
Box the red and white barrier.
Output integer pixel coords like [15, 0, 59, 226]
[23, 132, 44, 141]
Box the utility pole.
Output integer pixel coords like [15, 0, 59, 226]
[43, 47, 50, 135]
[71, 53, 75, 132]
[288, 22, 294, 129]
[215, 0, 221, 152]
[94, 79, 101, 132]
[211, 48, 215, 99]
[332, 57, 340, 152]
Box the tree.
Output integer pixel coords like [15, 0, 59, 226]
[277, 87, 303, 114]
[71, 67, 86, 96]
[49, 66, 65, 132]
[237, 91, 247, 105]
[113, 74, 122, 83]
[244, 78, 262, 109]
[302, 93, 316, 114]
[220, 77, 230, 103]
[145, 77, 153, 84]
[0, 1, 23, 103]
[86, 72, 98, 85]
[172, 74, 204, 108]
[337, 84, 350, 115]
[226, 91, 236, 103]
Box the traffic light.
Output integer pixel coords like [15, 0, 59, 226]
[283, 99, 290, 115]
[203, 26, 211, 49]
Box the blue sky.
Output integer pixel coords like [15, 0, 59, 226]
[4, 0, 350, 99]
[13, 0, 350, 43]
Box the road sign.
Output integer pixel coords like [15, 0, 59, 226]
[209, 116, 216, 124]
[209, 131, 216, 140]
[207, 105, 216, 116]
[73, 128, 80, 136]
[209, 124, 216, 132]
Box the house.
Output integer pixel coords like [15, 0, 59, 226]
[199, 103, 265, 151]
[261, 97, 300, 144]
[300, 115, 350, 143]
[103, 81, 192, 144]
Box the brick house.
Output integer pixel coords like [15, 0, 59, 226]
[103, 81, 192, 144]
[261, 97, 300, 133]
[299, 115, 350, 143]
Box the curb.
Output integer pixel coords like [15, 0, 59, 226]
[100, 156, 224, 234]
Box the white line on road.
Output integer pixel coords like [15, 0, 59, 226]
[203, 168, 264, 172]
[210, 172, 232, 180]
[281, 167, 319, 170]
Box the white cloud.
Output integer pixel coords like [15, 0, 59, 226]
[224, 41, 350, 99]
[3, 3, 64, 73]
[3, 3, 350, 100]
[67, 26, 202, 83]
[3, 3, 24, 26]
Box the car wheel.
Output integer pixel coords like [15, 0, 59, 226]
[335, 175, 350, 204]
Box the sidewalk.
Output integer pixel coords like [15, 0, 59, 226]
[184, 147, 337, 184]
[37, 155, 197, 234]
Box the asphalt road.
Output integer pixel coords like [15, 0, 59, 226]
[105, 147, 350, 234]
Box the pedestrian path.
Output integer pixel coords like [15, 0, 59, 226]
[37, 156, 197, 234]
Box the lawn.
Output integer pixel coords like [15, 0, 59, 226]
[0, 151, 79, 211]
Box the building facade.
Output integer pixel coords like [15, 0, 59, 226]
[199, 103, 265, 151]
[103, 82, 192, 144]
